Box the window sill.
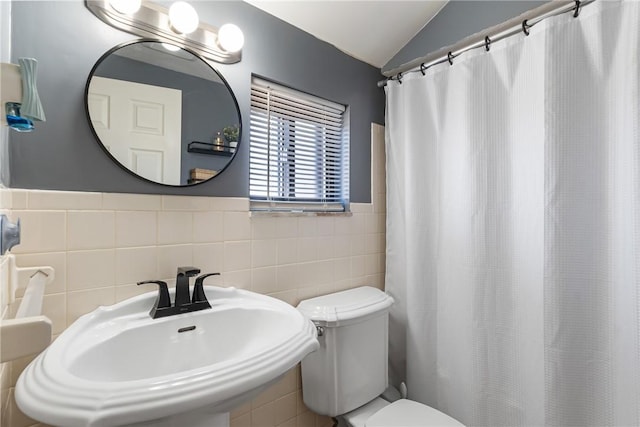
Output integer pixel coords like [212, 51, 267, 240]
[249, 210, 352, 218]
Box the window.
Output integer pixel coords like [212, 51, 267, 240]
[250, 77, 349, 212]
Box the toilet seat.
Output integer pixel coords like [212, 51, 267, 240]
[365, 399, 464, 427]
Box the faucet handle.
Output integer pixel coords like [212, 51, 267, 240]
[192, 273, 219, 304]
[137, 280, 171, 309]
[177, 266, 200, 277]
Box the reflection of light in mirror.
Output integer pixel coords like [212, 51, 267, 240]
[218, 24, 245, 53]
[162, 43, 181, 52]
[108, 0, 141, 15]
[169, 1, 199, 35]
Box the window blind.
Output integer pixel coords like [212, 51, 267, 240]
[250, 77, 349, 212]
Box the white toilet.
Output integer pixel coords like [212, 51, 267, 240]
[297, 286, 464, 427]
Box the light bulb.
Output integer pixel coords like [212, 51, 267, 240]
[169, 1, 199, 35]
[218, 23, 244, 53]
[108, 0, 141, 15]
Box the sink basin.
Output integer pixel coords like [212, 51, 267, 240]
[16, 286, 319, 427]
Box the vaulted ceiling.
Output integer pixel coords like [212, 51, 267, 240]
[244, 1, 448, 68]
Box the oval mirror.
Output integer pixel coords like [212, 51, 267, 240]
[85, 40, 241, 186]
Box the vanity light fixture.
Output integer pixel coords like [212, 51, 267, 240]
[85, 0, 242, 64]
[168, 1, 199, 35]
[218, 23, 245, 53]
[108, 0, 141, 15]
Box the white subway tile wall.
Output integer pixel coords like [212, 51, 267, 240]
[0, 123, 386, 427]
[115, 210, 157, 247]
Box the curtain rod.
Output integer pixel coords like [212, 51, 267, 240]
[378, 0, 595, 88]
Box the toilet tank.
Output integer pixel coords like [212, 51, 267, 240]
[297, 286, 394, 417]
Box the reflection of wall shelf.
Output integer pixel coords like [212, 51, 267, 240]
[187, 141, 235, 157]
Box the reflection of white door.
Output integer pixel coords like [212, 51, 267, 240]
[88, 76, 182, 185]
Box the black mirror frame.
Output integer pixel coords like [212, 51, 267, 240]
[84, 38, 242, 187]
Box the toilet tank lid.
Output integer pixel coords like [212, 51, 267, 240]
[296, 286, 394, 326]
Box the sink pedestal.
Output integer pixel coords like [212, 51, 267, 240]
[130, 410, 229, 427]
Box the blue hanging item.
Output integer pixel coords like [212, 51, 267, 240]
[18, 58, 45, 122]
[5, 102, 34, 132]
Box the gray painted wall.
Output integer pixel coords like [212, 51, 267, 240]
[10, 1, 384, 202]
[383, 1, 546, 74]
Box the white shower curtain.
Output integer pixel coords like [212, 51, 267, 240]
[385, 1, 640, 426]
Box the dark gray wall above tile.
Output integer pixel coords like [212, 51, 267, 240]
[10, 1, 384, 202]
[383, 1, 546, 74]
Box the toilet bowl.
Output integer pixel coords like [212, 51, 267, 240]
[297, 286, 464, 427]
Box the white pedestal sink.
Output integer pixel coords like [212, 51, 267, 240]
[16, 286, 319, 427]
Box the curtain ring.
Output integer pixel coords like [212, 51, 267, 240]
[522, 19, 531, 36]
[420, 63, 426, 75]
[485, 36, 491, 52]
[573, 0, 581, 17]
[447, 52, 454, 66]
[397, 72, 403, 84]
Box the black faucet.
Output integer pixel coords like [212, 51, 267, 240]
[175, 266, 200, 307]
[137, 267, 218, 319]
